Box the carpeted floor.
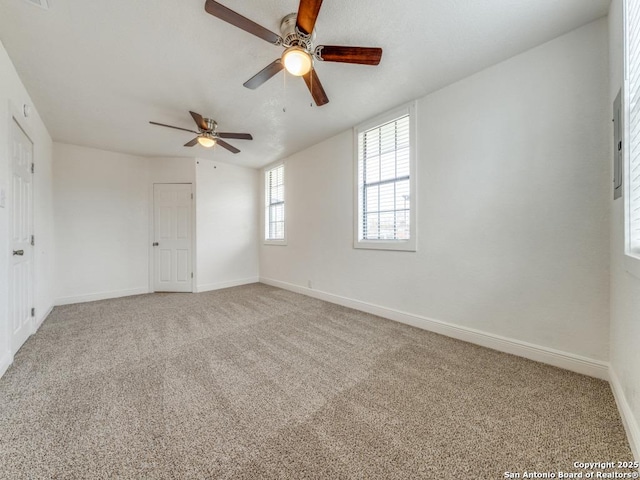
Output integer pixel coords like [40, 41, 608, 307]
[0, 283, 634, 479]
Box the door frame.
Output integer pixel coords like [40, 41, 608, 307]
[148, 182, 196, 293]
[7, 101, 36, 356]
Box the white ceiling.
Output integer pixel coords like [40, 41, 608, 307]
[0, 0, 610, 168]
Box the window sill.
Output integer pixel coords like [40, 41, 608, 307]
[354, 240, 416, 252]
[623, 253, 640, 280]
[264, 240, 287, 246]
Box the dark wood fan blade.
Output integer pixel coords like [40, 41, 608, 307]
[244, 59, 284, 89]
[149, 121, 198, 134]
[316, 46, 383, 65]
[189, 111, 208, 131]
[218, 133, 253, 140]
[296, 0, 323, 36]
[184, 137, 199, 147]
[302, 68, 329, 106]
[205, 0, 282, 45]
[217, 139, 240, 154]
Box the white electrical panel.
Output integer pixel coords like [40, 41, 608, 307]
[613, 90, 623, 200]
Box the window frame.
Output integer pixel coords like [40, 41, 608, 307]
[353, 101, 417, 251]
[264, 161, 287, 246]
[623, 0, 640, 278]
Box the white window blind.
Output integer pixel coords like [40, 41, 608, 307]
[265, 164, 285, 241]
[358, 114, 411, 241]
[628, 0, 640, 254]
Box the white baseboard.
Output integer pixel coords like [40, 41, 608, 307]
[610, 367, 640, 461]
[259, 277, 609, 381]
[0, 350, 13, 379]
[55, 287, 150, 306]
[55, 278, 260, 305]
[196, 277, 259, 293]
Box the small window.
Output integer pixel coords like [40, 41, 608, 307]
[354, 102, 417, 251]
[626, 0, 640, 260]
[265, 163, 286, 243]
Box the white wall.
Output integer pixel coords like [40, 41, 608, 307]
[53, 143, 150, 304]
[0, 40, 54, 376]
[195, 159, 259, 291]
[53, 147, 198, 303]
[608, 0, 640, 460]
[53, 145, 259, 304]
[260, 19, 611, 369]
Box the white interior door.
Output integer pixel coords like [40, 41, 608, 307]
[153, 183, 193, 293]
[10, 118, 34, 353]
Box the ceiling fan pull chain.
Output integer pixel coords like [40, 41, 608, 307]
[283, 69, 287, 113]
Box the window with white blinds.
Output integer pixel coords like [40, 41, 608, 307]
[627, 0, 640, 256]
[265, 163, 285, 242]
[355, 103, 416, 251]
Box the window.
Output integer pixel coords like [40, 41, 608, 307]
[354, 102, 417, 251]
[626, 0, 640, 260]
[265, 163, 285, 243]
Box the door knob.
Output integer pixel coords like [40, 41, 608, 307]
[152, 242, 159, 247]
[13, 250, 24, 256]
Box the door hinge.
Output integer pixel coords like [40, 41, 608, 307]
[191, 193, 193, 200]
[31, 235, 35, 246]
[31, 163, 34, 174]
[191, 272, 193, 278]
[31, 308, 35, 317]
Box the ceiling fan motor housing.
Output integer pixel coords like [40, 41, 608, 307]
[280, 12, 315, 51]
[203, 118, 217, 133]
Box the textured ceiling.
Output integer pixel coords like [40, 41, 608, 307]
[0, 0, 610, 168]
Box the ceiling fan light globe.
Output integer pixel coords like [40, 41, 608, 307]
[282, 47, 312, 76]
[197, 135, 216, 148]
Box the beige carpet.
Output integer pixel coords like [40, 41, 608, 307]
[0, 283, 633, 479]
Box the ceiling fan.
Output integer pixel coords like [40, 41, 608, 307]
[149, 111, 252, 153]
[204, 0, 383, 106]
